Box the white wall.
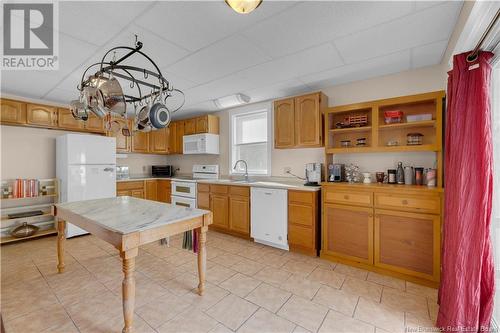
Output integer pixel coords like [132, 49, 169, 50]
[166, 64, 446, 178]
[0, 125, 167, 179]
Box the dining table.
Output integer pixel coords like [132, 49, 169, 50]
[52, 196, 212, 333]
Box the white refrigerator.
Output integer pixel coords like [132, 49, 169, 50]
[56, 134, 116, 238]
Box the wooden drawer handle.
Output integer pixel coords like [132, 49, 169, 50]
[402, 200, 409, 205]
[344, 195, 349, 200]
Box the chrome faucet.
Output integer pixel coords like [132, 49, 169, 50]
[233, 160, 249, 182]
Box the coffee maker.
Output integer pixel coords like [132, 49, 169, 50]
[305, 163, 322, 186]
[328, 164, 345, 182]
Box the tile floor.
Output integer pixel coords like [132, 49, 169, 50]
[0, 230, 439, 333]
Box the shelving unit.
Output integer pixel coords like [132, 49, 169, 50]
[0, 179, 59, 244]
[324, 91, 445, 187]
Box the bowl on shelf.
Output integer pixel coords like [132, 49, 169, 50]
[407, 133, 423, 145]
[10, 222, 39, 238]
[340, 140, 352, 148]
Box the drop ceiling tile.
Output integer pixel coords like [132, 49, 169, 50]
[334, 1, 462, 64]
[242, 79, 310, 104]
[59, 1, 154, 46]
[300, 50, 411, 90]
[134, 1, 295, 52]
[238, 43, 344, 88]
[415, 1, 443, 11]
[43, 87, 76, 104]
[57, 34, 100, 75]
[411, 40, 448, 69]
[1, 71, 63, 99]
[165, 35, 271, 84]
[242, 1, 414, 58]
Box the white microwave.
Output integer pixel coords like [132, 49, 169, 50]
[183, 133, 219, 155]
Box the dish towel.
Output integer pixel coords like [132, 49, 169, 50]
[181, 230, 198, 253]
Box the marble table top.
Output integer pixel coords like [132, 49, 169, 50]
[55, 196, 209, 235]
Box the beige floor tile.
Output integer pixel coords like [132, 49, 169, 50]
[237, 308, 295, 333]
[206, 264, 238, 284]
[231, 258, 266, 276]
[135, 290, 193, 328]
[319, 310, 375, 333]
[81, 255, 123, 283]
[406, 281, 438, 301]
[238, 248, 264, 261]
[334, 263, 369, 280]
[211, 252, 245, 267]
[367, 272, 405, 291]
[381, 287, 429, 316]
[55, 278, 109, 306]
[280, 274, 322, 299]
[164, 251, 197, 266]
[161, 271, 199, 296]
[206, 294, 259, 330]
[307, 267, 345, 289]
[245, 283, 292, 313]
[1, 286, 60, 321]
[105, 272, 169, 307]
[220, 272, 262, 297]
[257, 253, 290, 267]
[281, 260, 318, 277]
[4, 303, 77, 333]
[354, 297, 405, 333]
[292, 326, 313, 333]
[253, 266, 292, 286]
[157, 308, 219, 333]
[80, 313, 155, 333]
[405, 312, 436, 331]
[183, 282, 230, 311]
[209, 323, 235, 333]
[277, 295, 328, 332]
[312, 285, 359, 317]
[342, 277, 383, 302]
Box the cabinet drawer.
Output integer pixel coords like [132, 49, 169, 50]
[289, 203, 313, 227]
[229, 185, 249, 197]
[324, 188, 373, 207]
[289, 190, 313, 204]
[288, 224, 313, 248]
[210, 184, 228, 194]
[117, 181, 144, 191]
[198, 183, 210, 192]
[375, 193, 440, 214]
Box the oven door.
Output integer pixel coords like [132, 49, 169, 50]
[171, 181, 197, 198]
[171, 196, 197, 208]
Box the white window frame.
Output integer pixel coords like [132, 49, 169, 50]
[229, 103, 272, 176]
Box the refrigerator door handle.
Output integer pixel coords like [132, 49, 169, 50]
[103, 167, 114, 172]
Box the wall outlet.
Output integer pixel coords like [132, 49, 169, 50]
[283, 167, 291, 174]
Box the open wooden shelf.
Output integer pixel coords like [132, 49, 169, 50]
[378, 120, 436, 130]
[0, 194, 57, 202]
[0, 228, 57, 244]
[1, 212, 52, 222]
[330, 126, 372, 133]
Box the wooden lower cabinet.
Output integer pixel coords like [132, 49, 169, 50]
[117, 179, 170, 203]
[145, 180, 158, 201]
[288, 190, 320, 256]
[157, 180, 171, 203]
[323, 203, 373, 264]
[211, 194, 229, 229]
[130, 189, 144, 199]
[374, 209, 440, 281]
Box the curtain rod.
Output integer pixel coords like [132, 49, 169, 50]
[467, 8, 500, 62]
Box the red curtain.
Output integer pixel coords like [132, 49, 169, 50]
[438, 51, 495, 332]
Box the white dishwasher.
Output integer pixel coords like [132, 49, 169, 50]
[250, 187, 288, 250]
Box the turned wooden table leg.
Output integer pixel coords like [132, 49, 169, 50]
[121, 248, 138, 333]
[57, 220, 66, 273]
[197, 226, 208, 296]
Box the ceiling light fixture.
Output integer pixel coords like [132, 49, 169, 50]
[225, 0, 262, 14]
[214, 93, 250, 109]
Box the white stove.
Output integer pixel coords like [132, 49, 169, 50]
[171, 165, 219, 208]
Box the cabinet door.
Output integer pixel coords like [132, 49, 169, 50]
[168, 122, 177, 154]
[85, 113, 105, 132]
[195, 116, 208, 133]
[274, 98, 295, 148]
[229, 196, 250, 235]
[157, 180, 171, 203]
[184, 118, 196, 135]
[27, 104, 57, 127]
[57, 108, 84, 130]
[374, 209, 440, 281]
[197, 191, 210, 209]
[117, 190, 130, 197]
[145, 180, 158, 201]
[295, 93, 322, 147]
[323, 203, 373, 264]
[210, 194, 229, 229]
[0, 99, 26, 124]
[132, 131, 149, 153]
[149, 127, 169, 154]
[176, 121, 184, 154]
[108, 118, 131, 153]
[130, 189, 144, 199]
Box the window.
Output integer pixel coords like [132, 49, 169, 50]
[230, 108, 271, 175]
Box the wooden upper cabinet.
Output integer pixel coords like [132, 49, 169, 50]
[27, 103, 57, 127]
[196, 116, 208, 133]
[295, 93, 322, 147]
[132, 130, 149, 153]
[85, 113, 105, 132]
[0, 99, 26, 124]
[274, 98, 295, 148]
[149, 127, 169, 154]
[195, 115, 219, 134]
[108, 118, 131, 153]
[184, 118, 196, 135]
[176, 121, 184, 154]
[57, 108, 84, 130]
[168, 122, 177, 154]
